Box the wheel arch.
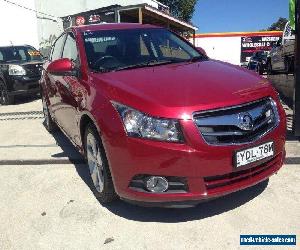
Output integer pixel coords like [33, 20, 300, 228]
[79, 112, 102, 151]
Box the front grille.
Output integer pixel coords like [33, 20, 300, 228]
[23, 63, 43, 77]
[204, 154, 280, 193]
[193, 98, 279, 145]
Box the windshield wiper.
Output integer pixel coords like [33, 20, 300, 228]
[114, 60, 177, 72]
[92, 68, 115, 73]
[189, 55, 207, 62]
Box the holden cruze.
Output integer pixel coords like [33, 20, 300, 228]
[40, 23, 286, 207]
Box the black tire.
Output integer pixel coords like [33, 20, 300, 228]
[0, 80, 14, 105]
[42, 95, 58, 132]
[256, 64, 264, 75]
[286, 56, 294, 74]
[84, 124, 117, 203]
[290, 57, 295, 73]
[267, 61, 274, 75]
[284, 57, 290, 74]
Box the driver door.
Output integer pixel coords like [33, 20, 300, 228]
[57, 33, 83, 145]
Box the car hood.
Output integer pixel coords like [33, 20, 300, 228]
[92, 60, 276, 119]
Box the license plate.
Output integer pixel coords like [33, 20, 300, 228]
[235, 142, 274, 168]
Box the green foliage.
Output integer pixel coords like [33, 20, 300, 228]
[159, 0, 198, 22]
[263, 17, 288, 31]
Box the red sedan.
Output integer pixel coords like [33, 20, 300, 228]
[40, 23, 286, 207]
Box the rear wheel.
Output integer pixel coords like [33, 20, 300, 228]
[0, 80, 14, 105]
[42, 95, 58, 132]
[84, 124, 117, 203]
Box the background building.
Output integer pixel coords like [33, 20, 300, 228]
[0, 0, 196, 56]
[0, 0, 282, 67]
[194, 31, 283, 65]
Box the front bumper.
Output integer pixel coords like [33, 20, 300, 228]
[101, 99, 286, 206]
[8, 75, 40, 96]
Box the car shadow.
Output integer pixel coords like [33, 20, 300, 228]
[100, 180, 268, 223]
[12, 94, 40, 105]
[48, 128, 270, 223]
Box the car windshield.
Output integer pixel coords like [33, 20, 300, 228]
[82, 28, 205, 72]
[0, 46, 42, 63]
[256, 51, 268, 59]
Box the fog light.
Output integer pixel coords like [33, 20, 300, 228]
[146, 176, 168, 193]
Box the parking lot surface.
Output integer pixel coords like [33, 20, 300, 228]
[0, 96, 299, 250]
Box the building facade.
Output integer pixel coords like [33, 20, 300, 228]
[0, 0, 196, 56]
[194, 31, 283, 66]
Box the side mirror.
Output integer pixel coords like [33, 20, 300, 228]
[47, 58, 77, 76]
[196, 47, 207, 56]
[42, 55, 49, 61]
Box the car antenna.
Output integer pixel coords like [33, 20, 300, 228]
[10, 41, 14, 47]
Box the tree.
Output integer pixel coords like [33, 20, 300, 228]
[263, 17, 288, 31]
[159, 0, 198, 22]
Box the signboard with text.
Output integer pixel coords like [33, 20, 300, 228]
[241, 35, 281, 63]
[63, 10, 116, 29]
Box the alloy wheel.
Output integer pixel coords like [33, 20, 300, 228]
[86, 132, 104, 193]
[42, 97, 50, 127]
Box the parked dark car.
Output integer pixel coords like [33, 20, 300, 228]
[0, 45, 43, 105]
[247, 51, 268, 75]
[40, 23, 286, 207]
[267, 22, 295, 74]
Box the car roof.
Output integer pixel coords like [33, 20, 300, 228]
[0, 45, 35, 49]
[70, 23, 162, 33]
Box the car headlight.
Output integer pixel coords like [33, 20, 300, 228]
[112, 102, 183, 142]
[8, 65, 26, 76]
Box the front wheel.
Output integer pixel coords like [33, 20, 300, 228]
[42, 96, 58, 132]
[84, 124, 117, 203]
[0, 81, 14, 105]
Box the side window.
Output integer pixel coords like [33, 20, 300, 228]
[156, 32, 190, 60]
[62, 33, 79, 63]
[51, 34, 66, 61]
[18, 49, 27, 61]
[0, 51, 3, 62]
[140, 35, 150, 56]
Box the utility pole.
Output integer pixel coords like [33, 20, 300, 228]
[294, 0, 300, 135]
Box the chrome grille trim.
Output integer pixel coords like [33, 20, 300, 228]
[193, 98, 279, 145]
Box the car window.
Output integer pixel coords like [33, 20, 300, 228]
[90, 36, 118, 54]
[83, 28, 201, 71]
[155, 32, 190, 60]
[18, 49, 27, 61]
[0, 46, 42, 62]
[62, 33, 79, 63]
[51, 34, 66, 61]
